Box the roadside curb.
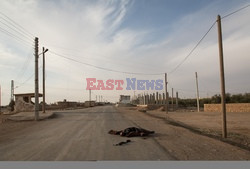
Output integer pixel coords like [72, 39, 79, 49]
[7, 112, 55, 121]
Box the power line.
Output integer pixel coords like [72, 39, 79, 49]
[45, 46, 163, 73]
[168, 4, 250, 75]
[49, 50, 164, 75]
[14, 48, 34, 81]
[169, 21, 216, 74]
[0, 19, 34, 41]
[15, 65, 43, 89]
[14, 73, 34, 89]
[0, 12, 34, 48]
[0, 12, 35, 38]
[0, 26, 33, 47]
[222, 4, 250, 19]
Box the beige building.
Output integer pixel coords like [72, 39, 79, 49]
[84, 101, 96, 107]
[14, 93, 43, 112]
[57, 99, 77, 108]
[119, 95, 131, 104]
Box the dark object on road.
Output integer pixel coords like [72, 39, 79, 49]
[113, 139, 131, 146]
[108, 127, 155, 137]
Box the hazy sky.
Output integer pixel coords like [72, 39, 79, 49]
[0, 0, 250, 105]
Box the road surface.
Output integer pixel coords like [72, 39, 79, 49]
[0, 105, 249, 160]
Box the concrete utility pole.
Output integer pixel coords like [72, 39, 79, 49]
[156, 92, 159, 104]
[42, 47, 45, 113]
[143, 92, 145, 105]
[42, 47, 49, 113]
[0, 85, 1, 113]
[217, 15, 227, 138]
[89, 89, 91, 101]
[171, 88, 174, 111]
[11, 80, 14, 101]
[176, 91, 178, 109]
[34, 37, 39, 121]
[195, 72, 200, 112]
[165, 73, 168, 114]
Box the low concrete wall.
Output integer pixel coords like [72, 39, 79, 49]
[204, 103, 250, 113]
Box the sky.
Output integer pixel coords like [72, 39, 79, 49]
[0, 0, 250, 105]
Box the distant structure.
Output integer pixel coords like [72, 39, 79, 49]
[84, 101, 96, 107]
[57, 99, 77, 108]
[14, 93, 43, 112]
[119, 95, 130, 104]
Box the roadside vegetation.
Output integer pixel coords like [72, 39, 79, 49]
[178, 93, 250, 108]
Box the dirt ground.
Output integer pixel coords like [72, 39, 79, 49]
[0, 113, 36, 138]
[138, 107, 250, 150]
[167, 111, 250, 137]
[117, 107, 250, 160]
[1, 106, 250, 160]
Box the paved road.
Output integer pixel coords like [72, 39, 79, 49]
[0, 105, 250, 161]
[0, 106, 175, 160]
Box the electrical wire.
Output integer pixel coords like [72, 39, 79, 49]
[49, 50, 164, 76]
[221, 4, 250, 19]
[0, 26, 33, 47]
[168, 4, 250, 75]
[0, 12, 35, 38]
[168, 21, 216, 74]
[45, 46, 163, 73]
[14, 48, 34, 81]
[3, 4, 250, 94]
[0, 20, 34, 41]
[15, 65, 43, 89]
[14, 73, 34, 89]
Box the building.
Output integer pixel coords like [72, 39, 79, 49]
[57, 99, 77, 108]
[119, 95, 131, 104]
[84, 101, 96, 107]
[14, 93, 43, 112]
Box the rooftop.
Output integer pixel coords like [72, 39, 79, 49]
[14, 93, 43, 97]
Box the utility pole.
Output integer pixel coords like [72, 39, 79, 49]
[89, 89, 91, 101]
[195, 72, 200, 112]
[34, 37, 39, 121]
[165, 73, 168, 114]
[171, 88, 174, 111]
[42, 47, 45, 113]
[11, 80, 14, 101]
[0, 85, 1, 113]
[176, 91, 178, 109]
[217, 15, 227, 138]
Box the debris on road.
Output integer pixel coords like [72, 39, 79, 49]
[108, 127, 155, 137]
[113, 140, 131, 146]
